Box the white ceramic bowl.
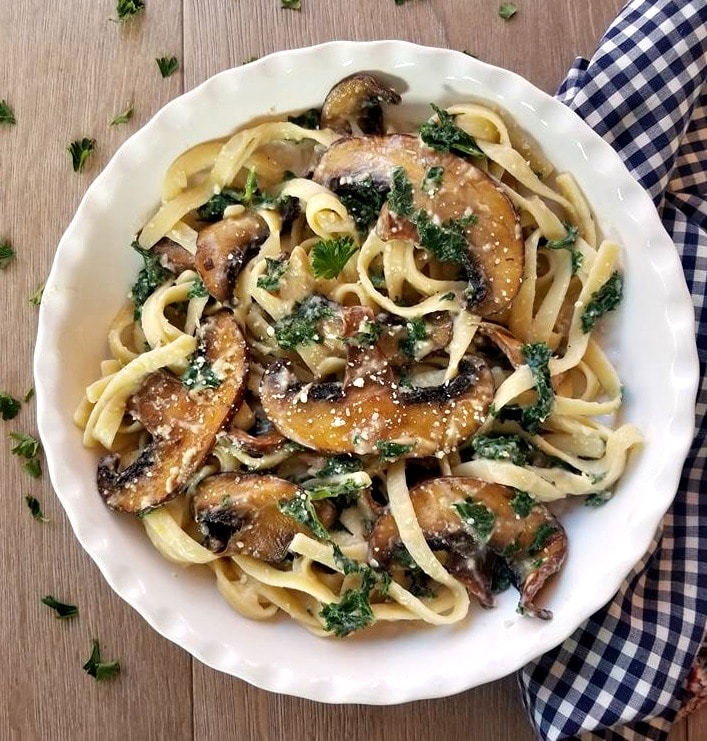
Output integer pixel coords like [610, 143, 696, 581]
[35, 41, 699, 704]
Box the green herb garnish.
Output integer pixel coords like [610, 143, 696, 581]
[471, 434, 530, 466]
[581, 272, 623, 333]
[23, 458, 42, 479]
[0, 100, 16, 125]
[542, 224, 582, 275]
[336, 177, 389, 235]
[347, 318, 381, 348]
[509, 490, 535, 518]
[421, 165, 444, 194]
[273, 295, 334, 350]
[281, 0, 302, 9]
[528, 523, 557, 555]
[306, 479, 363, 508]
[29, 283, 44, 306]
[419, 103, 485, 159]
[83, 640, 121, 681]
[278, 491, 329, 540]
[0, 240, 14, 269]
[310, 236, 358, 279]
[585, 491, 613, 507]
[129, 241, 171, 318]
[110, 104, 134, 126]
[10, 432, 41, 459]
[412, 208, 476, 264]
[114, 0, 145, 22]
[257, 256, 289, 292]
[377, 440, 414, 461]
[25, 494, 48, 522]
[242, 56, 259, 65]
[41, 595, 78, 619]
[181, 356, 221, 391]
[187, 277, 208, 299]
[0, 392, 21, 421]
[387, 166, 414, 217]
[454, 499, 496, 542]
[320, 568, 375, 637]
[316, 455, 362, 478]
[519, 342, 554, 434]
[398, 317, 427, 359]
[156, 56, 179, 78]
[287, 108, 319, 129]
[499, 3, 518, 20]
[67, 138, 95, 173]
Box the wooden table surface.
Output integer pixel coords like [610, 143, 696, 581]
[1, 1, 704, 739]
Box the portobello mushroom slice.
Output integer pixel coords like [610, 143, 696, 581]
[195, 212, 269, 302]
[152, 237, 196, 274]
[97, 311, 248, 513]
[260, 306, 494, 457]
[367, 477, 567, 619]
[313, 133, 523, 316]
[320, 72, 401, 135]
[192, 473, 336, 562]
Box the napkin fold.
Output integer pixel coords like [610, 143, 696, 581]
[518, 1, 707, 739]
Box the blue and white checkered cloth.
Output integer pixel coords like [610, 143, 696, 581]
[519, 1, 707, 739]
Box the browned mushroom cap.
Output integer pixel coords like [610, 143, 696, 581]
[313, 134, 523, 316]
[260, 351, 494, 458]
[320, 73, 401, 135]
[192, 473, 336, 562]
[476, 322, 525, 367]
[152, 237, 196, 274]
[195, 212, 269, 302]
[367, 477, 567, 619]
[96, 311, 248, 514]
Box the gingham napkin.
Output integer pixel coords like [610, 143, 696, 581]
[518, 1, 707, 739]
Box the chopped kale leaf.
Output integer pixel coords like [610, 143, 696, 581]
[320, 569, 375, 637]
[256, 256, 289, 292]
[129, 241, 172, 319]
[187, 277, 208, 299]
[398, 317, 427, 359]
[387, 166, 414, 217]
[412, 208, 476, 264]
[528, 523, 557, 555]
[419, 104, 485, 159]
[278, 491, 329, 540]
[585, 491, 613, 507]
[509, 490, 535, 518]
[454, 498, 496, 542]
[421, 165, 444, 194]
[376, 440, 414, 461]
[347, 318, 381, 348]
[519, 342, 554, 434]
[273, 295, 334, 350]
[471, 434, 531, 466]
[541, 223, 582, 275]
[581, 271, 623, 333]
[335, 177, 389, 235]
[181, 356, 221, 391]
[316, 455, 363, 478]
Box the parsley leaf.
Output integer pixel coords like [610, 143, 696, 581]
[519, 342, 554, 434]
[0, 392, 21, 420]
[509, 490, 535, 518]
[114, 0, 145, 22]
[110, 104, 134, 126]
[273, 295, 334, 349]
[83, 640, 121, 681]
[67, 138, 96, 173]
[29, 283, 44, 306]
[41, 595, 78, 619]
[581, 271, 623, 333]
[156, 56, 179, 78]
[181, 356, 221, 391]
[0, 100, 16, 125]
[499, 3, 518, 20]
[310, 236, 358, 279]
[419, 104, 485, 159]
[278, 490, 329, 540]
[305, 479, 363, 508]
[0, 240, 15, 268]
[528, 523, 557, 555]
[287, 108, 320, 129]
[10, 432, 41, 459]
[387, 166, 414, 217]
[377, 440, 414, 461]
[24, 458, 42, 478]
[257, 256, 289, 292]
[25, 494, 48, 522]
[281, 0, 302, 9]
[23, 387, 34, 403]
[454, 499, 496, 542]
[471, 434, 531, 466]
[129, 241, 171, 318]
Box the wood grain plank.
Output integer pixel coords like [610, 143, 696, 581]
[0, 2, 191, 740]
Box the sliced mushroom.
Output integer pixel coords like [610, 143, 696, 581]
[313, 134, 523, 316]
[476, 322, 525, 367]
[192, 473, 336, 561]
[153, 237, 196, 274]
[260, 306, 494, 457]
[97, 311, 248, 513]
[367, 477, 567, 619]
[195, 212, 269, 302]
[320, 73, 401, 135]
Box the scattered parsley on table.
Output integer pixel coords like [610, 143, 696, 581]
[499, 3, 518, 20]
[156, 56, 179, 78]
[67, 138, 95, 173]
